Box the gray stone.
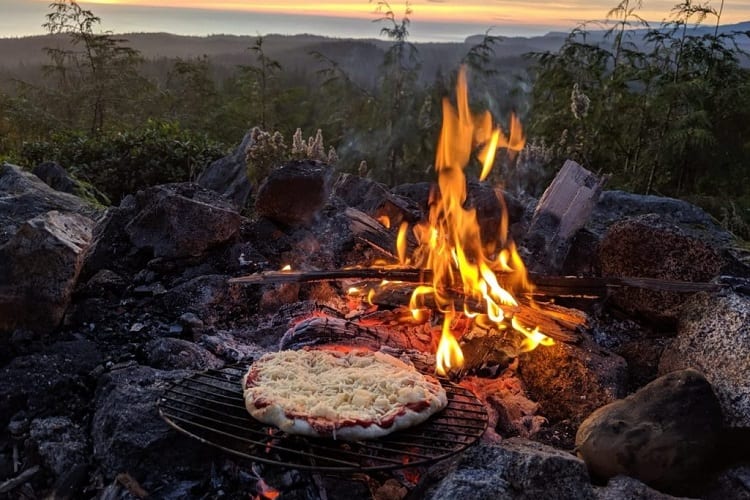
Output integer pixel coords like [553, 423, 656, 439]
[598, 214, 724, 320]
[29, 416, 89, 477]
[125, 183, 241, 259]
[91, 365, 208, 479]
[0, 163, 100, 247]
[178, 312, 204, 332]
[659, 291, 750, 427]
[702, 465, 750, 500]
[144, 337, 224, 370]
[32, 161, 77, 194]
[595, 476, 696, 500]
[589, 191, 732, 247]
[576, 369, 723, 494]
[254, 160, 333, 227]
[424, 439, 594, 500]
[518, 335, 627, 424]
[197, 130, 253, 208]
[161, 274, 246, 324]
[0, 211, 95, 333]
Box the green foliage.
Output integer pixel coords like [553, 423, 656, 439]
[19, 120, 225, 203]
[42, 1, 150, 133]
[527, 0, 750, 232]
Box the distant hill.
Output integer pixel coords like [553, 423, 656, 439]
[0, 31, 561, 82]
[0, 23, 746, 92]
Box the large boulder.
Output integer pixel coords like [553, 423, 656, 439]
[196, 130, 253, 208]
[589, 191, 732, 247]
[254, 160, 334, 227]
[598, 214, 724, 321]
[421, 439, 594, 499]
[125, 183, 242, 259]
[32, 161, 109, 206]
[659, 291, 750, 427]
[576, 369, 723, 495]
[0, 210, 95, 333]
[0, 163, 100, 246]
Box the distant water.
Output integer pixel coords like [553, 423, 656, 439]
[0, 1, 559, 42]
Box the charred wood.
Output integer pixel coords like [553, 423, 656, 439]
[279, 315, 434, 353]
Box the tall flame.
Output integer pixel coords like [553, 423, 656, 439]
[407, 67, 550, 376]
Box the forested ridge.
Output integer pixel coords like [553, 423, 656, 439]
[0, 0, 748, 237]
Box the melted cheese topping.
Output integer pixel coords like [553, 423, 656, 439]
[244, 349, 446, 425]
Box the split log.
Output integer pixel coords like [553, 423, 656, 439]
[524, 160, 609, 274]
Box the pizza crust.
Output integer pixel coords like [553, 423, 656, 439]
[242, 349, 448, 440]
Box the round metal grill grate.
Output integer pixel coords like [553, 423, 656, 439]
[157, 364, 488, 472]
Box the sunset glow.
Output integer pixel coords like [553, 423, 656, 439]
[76, 0, 750, 28]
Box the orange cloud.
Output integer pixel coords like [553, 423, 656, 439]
[79, 0, 750, 26]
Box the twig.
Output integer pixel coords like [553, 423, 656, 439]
[0, 466, 40, 494]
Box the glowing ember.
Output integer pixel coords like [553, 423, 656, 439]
[280, 264, 292, 271]
[404, 66, 552, 376]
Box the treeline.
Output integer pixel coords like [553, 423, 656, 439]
[0, 0, 748, 237]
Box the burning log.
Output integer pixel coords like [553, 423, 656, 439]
[524, 160, 609, 274]
[368, 285, 584, 344]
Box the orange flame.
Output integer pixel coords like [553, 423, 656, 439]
[405, 66, 551, 376]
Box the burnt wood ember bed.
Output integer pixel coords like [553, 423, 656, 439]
[157, 365, 488, 472]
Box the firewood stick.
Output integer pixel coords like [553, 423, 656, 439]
[228, 268, 724, 295]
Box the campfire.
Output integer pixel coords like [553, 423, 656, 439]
[2, 61, 747, 500]
[233, 67, 564, 381]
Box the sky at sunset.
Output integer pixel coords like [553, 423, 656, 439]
[2, 0, 748, 41]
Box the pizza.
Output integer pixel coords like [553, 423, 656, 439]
[241, 348, 448, 440]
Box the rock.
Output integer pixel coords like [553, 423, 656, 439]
[0, 340, 103, 427]
[421, 439, 594, 500]
[80, 269, 127, 298]
[659, 291, 750, 427]
[32, 161, 77, 194]
[144, 338, 224, 370]
[161, 275, 247, 325]
[0, 163, 100, 247]
[595, 476, 696, 500]
[598, 214, 724, 321]
[0, 211, 95, 333]
[575, 369, 723, 494]
[198, 331, 267, 364]
[91, 365, 214, 479]
[29, 416, 89, 477]
[125, 183, 242, 259]
[589, 191, 733, 247]
[197, 130, 253, 208]
[332, 173, 422, 224]
[518, 335, 627, 424]
[32, 161, 109, 206]
[254, 160, 333, 226]
[702, 465, 750, 500]
[178, 312, 204, 333]
[79, 198, 141, 281]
